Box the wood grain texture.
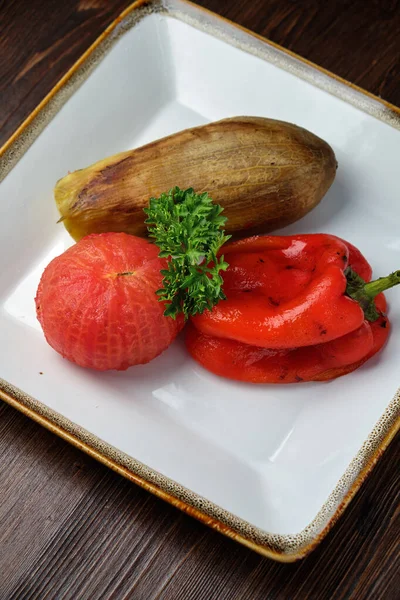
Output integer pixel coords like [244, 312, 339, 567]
[0, 0, 399, 598]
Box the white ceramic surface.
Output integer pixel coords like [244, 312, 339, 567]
[1, 9, 400, 538]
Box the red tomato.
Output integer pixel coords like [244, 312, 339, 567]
[35, 233, 183, 371]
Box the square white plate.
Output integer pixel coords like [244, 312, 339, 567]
[1, 0, 399, 561]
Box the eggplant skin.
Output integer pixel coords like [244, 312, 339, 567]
[55, 117, 337, 241]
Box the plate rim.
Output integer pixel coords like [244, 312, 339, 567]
[0, 0, 399, 562]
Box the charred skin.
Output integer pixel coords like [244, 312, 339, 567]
[55, 117, 337, 241]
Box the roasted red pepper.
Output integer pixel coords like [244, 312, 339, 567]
[187, 234, 399, 383]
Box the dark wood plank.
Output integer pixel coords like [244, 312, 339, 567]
[1, 1, 399, 598]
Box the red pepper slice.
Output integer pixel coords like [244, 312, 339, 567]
[186, 296, 389, 384]
[192, 234, 370, 348]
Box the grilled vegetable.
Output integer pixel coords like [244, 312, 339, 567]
[35, 233, 184, 371]
[187, 235, 397, 384]
[55, 117, 337, 241]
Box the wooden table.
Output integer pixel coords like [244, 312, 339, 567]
[1, 1, 399, 597]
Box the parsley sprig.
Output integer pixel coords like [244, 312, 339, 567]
[144, 187, 231, 319]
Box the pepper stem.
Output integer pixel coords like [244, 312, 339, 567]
[363, 271, 400, 297]
[345, 267, 400, 322]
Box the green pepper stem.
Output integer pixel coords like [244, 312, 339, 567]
[345, 267, 400, 322]
[363, 270, 400, 298]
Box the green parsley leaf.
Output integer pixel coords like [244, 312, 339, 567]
[144, 187, 231, 319]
